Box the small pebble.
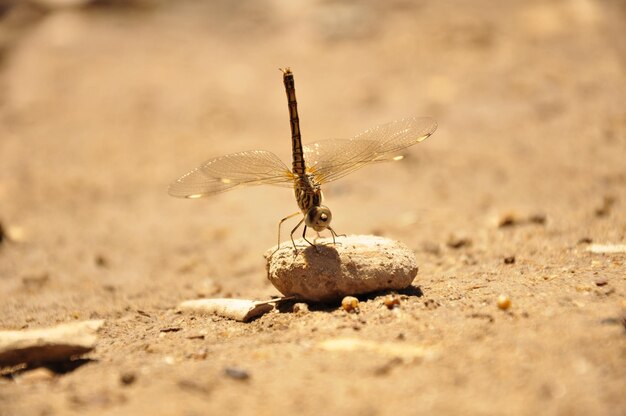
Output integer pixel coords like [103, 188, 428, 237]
[594, 195, 615, 217]
[594, 280, 608, 287]
[292, 302, 310, 314]
[587, 244, 626, 254]
[0, 224, 26, 243]
[494, 211, 546, 227]
[497, 294, 511, 310]
[373, 357, 403, 376]
[342, 296, 359, 313]
[94, 255, 109, 268]
[383, 295, 401, 309]
[120, 372, 136, 386]
[224, 367, 250, 380]
[496, 211, 519, 227]
[446, 234, 472, 249]
[528, 213, 546, 224]
[504, 256, 516, 264]
[159, 327, 182, 333]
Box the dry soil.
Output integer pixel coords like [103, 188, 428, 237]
[0, 1, 625, 415]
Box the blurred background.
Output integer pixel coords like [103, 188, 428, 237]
[0, 0, 624, 414]
[1, 0, 624, 294]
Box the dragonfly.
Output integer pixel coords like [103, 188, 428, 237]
[169, 68, 437, 252]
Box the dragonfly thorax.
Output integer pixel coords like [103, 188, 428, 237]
[294, 174, 322, 212]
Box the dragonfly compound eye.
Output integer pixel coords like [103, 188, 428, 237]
[306, 206, 332, 231]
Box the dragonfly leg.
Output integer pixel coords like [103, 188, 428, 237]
[302, 225, 321, 253]
[277, 212, 301, 249]
[289, 217, 305, 253]
[328, 226, 345, 246]
[270, 213, 302, 258]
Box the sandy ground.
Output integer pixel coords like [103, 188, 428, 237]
[0, 0, 625, 415]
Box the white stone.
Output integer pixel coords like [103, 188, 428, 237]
[31, 0, 93, 9]
[178, 298, 274, 322]
[265, 235, 418, 302]
[586, 244, 626, 254]
[0, 320, 105, 367]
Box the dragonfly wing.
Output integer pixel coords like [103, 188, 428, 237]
[303, 117, 437, 184]
[168, 150, 294, 198]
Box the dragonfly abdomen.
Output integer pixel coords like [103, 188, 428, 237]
[282, 68, 306, 177]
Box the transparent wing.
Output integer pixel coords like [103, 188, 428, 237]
[168, 150, 294, 198]
[303, 117, 437, 184]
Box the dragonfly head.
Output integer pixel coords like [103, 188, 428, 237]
[305, 205, 332, 232]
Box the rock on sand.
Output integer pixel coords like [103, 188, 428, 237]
[265, 235, 418, 302]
